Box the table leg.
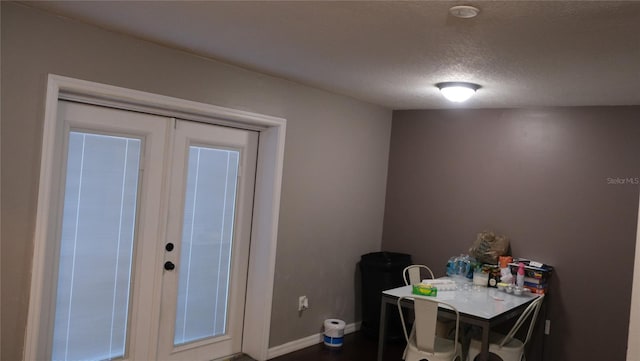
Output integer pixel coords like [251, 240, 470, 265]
[478, 323, 491, 361]
[377, 297, 388, 361]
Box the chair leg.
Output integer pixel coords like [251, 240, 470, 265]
[402, 324, 415, 359]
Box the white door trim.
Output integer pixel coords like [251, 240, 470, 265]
[628, 191, 640, 361]
[25, 74, 286, 361]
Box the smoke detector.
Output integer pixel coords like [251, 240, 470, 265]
[449, 5, 480, 19]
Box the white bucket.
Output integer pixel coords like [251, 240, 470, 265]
[323, 319, 345, 347]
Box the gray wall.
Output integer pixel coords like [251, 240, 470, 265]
[383, 108, 640, 361]
[0, 3, 391, 359]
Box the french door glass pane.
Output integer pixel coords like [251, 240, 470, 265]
[174, 146, 239, 346]
[52, 132, 141, 361]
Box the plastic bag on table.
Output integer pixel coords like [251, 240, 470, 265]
[468, 230, 510, 264]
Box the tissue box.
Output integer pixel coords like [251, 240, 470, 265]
[412, 283, 438, 297]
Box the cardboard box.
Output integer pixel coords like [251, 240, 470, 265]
[510, 259, 553, 294]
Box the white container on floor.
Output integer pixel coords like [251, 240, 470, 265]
[323, 319, 345, 347]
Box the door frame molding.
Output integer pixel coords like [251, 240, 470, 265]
[25, 74, 286, 361]
[628, 190, 640, 360]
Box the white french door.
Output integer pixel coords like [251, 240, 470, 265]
[157, 120, 256, 360]
[47, 101, 257, 361]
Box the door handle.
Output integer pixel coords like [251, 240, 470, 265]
[164, 261, 175, 271]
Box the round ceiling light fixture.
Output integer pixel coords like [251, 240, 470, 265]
[436, 82, 481, 103]
[449, 5, 480, 19]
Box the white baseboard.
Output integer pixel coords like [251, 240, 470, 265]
[266, 321, 361, 359]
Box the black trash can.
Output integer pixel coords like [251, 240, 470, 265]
[359, 251, 412, 341]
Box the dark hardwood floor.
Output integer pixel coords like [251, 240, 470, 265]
[269, 332, 405, 361]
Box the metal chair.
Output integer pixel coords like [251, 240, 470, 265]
[402, 264, 453, 355]
[403, 264, 435, 285]
[467, 295, 545, 361]
[397, 295, 463, 361]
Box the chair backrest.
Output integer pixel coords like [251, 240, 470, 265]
[397, 295, 460, 355]
[403, 264, 435, 285]
[499, 294, 545, 348]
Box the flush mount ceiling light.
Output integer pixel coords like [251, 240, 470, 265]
[449, 5, 480, 19]
[436, 82, 481, 103]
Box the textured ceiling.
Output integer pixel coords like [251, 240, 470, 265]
[22, 1, 640, 109]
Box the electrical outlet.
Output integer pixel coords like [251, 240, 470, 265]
[544, 319, 551, 335]
[298, 295, 309, 311]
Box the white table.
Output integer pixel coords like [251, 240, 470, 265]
[377, 283, 540, 361]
